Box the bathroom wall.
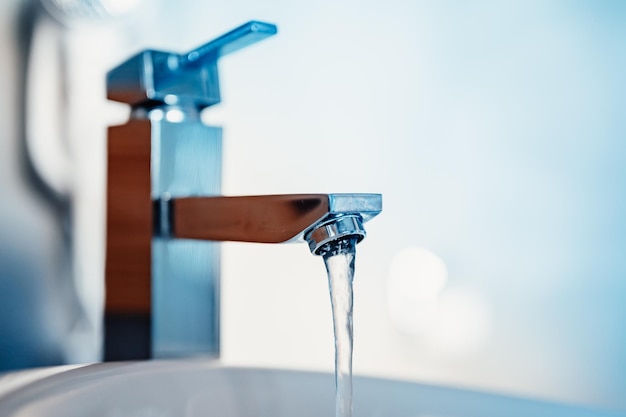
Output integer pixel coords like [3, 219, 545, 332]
[1, 0, 625, 412]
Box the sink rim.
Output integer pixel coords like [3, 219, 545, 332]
[0, 360, 621, 417]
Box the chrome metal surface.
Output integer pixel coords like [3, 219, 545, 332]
[104, 21, 277, 361]
[105, 21, 382, 361]
[163, 193, 381, 245]
[107, 21, 277, 108]
[104, 109, 223, 360]
[305, 214, 366, 255]
[150, 114, 222, 359]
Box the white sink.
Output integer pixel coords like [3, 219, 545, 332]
[0, 360, 621, 417]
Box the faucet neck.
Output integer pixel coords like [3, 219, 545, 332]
[130, 103, 203, 123]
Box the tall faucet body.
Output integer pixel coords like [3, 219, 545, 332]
[104, 22, 381, 361]
[105, 114, 222, 360]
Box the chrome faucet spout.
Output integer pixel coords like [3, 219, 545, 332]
[157, 193, 381, 250]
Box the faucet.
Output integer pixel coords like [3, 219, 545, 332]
[104, 21, 382, 361]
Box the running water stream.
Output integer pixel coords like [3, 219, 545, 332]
[319, 236, 358, 417]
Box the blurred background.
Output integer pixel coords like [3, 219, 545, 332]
[0, 0, 625, 413]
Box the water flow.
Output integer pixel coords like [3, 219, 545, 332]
[320, 236, 358, 417]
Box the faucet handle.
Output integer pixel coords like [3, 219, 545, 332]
[182, 21, 277, 65]
[107, 21, 277, 108]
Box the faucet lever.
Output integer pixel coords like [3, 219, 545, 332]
[183, 21, 277, 65]
[107, 20, 277, 108]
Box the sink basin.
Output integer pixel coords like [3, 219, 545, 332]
[0, 360, 621, 417]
